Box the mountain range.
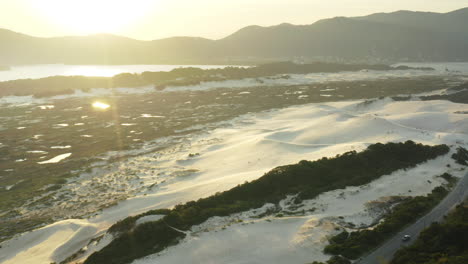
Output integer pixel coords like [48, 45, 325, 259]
[1, 7, 468, 65]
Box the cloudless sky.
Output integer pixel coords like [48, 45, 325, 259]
[1, 0, 467, 40]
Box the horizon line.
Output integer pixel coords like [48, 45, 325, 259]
[0, 6, 465, 42]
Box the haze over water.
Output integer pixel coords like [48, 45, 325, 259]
[2, 63, 468, 84]
[0, 64, 235, 82]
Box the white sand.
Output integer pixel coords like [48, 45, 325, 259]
[1, 220, 98, 264]
[135, 215, 165, 226]
[1, 98, 467, 264]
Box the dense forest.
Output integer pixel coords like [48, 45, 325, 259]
[309, 256, 351, 264]
[391, 203, 468, 264]
[452, 147, 468, 165]
[0, 62, 431, 97]
[84, 141, 449, 264]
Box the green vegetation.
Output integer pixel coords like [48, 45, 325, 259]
[391, 203, 468, 264]
[84, 141, 449, 264]
[0, 62, 430, 97]
[451, 147, 468, 166]
[324, 186, 449, 260]
[439, 173, 458, 187]
[309, 256, 351, 264]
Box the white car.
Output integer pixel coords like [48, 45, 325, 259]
[402, 235, 411, 242]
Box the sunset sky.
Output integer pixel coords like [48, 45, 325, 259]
[1, 0, 467, 40]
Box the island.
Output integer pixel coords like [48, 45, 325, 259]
[0, 62, 433, 97]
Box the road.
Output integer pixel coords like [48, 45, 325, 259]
[358, 170, 468, 264]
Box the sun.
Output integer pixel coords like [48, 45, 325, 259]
[31, 0, 156, 35]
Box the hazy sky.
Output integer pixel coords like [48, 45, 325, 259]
[1, 0, 467, 40]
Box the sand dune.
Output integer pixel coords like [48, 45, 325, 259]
[131, 99, 467, 264]
[1, 98, 467, 264]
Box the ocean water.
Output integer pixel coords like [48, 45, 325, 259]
[0, 64, 236, 82]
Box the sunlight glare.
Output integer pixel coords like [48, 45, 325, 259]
[64, 66, 124, 77]
[31, 0, 157, 34]
[92, 101, 110, 110]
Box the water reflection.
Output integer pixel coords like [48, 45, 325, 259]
[38, 153, 72, 164]
[0, 64, 237, 82]
[92, 101, 110, 110]
[65, 66, 123, 77]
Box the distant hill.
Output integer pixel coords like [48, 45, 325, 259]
[354, 8, 468, 35]
[219, 8, 468, 63]
[1, 8, 468, 64]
